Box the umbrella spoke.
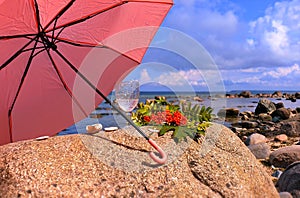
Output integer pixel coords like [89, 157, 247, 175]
[52, 48, 150, 140]
[44, 48, 90, 118]
[8, 38, 39, 142]
[0, 34, 37, 40]
[44, 0, 76, 31]
[0, 36, 38, 70]
[45, 1, 127, 34]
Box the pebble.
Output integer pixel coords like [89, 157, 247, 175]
[275, 134, 288, 142]
[86, 124, 102, 134]
[104, 127, 118, 132]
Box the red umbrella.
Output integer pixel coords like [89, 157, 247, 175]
[0, 0, 172, 163]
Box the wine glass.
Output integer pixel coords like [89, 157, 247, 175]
[115, 80, 140, 128]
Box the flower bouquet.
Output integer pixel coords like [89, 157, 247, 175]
[131, 96, 213, 142]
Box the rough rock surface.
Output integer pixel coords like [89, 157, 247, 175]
[0, 124, 279, 197]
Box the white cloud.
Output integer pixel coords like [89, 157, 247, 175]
[264, 20, 289, 55]
[263, 63, 300, 78]
[139, 69, 151, 84]
[248, 0, 300, 61]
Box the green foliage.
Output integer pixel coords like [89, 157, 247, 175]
[131, 96, 213, 143]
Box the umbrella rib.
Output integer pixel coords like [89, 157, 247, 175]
[44, 49, 90, 118]
[45, 1, 127, 34]
[8, 38, 39, 142]
[0, 35, 38, 70]
[52, 48, 149, 140]
[44, 0, 76, 31]
[51, 39, 141, 65]
[0, 34, 37, 40]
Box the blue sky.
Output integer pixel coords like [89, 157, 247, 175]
[128, 0, 300, 92]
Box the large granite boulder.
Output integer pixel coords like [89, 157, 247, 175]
[0, 124, 279, 197]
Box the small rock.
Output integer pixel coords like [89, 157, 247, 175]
[271, 108, 290, 120]
[280, 121, 300, 137]
[273, 91, 283, 98]
[276, 162, 300, 197]
[239, 91, 251, 98]
[275, 134, 288, 142]
[258, 113, 273, 122]
[255, 99, 276, 115]
[247, 143, 270, 159]
[279, 192, 293, 198]
[245, 133, 267, 146]
[275, 102, 284, 109]
[269, 145, 300, 168]
[217, 108, 240, 118]
[241, 121, 259, 129]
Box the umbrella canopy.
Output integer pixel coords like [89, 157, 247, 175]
[0, 0, 173, 145]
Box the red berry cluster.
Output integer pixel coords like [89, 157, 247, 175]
[143, 110, 187, 126]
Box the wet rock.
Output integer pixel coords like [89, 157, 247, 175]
[275, 102, 284, 109]
[259, 113, 273, 122]
[193, 96, 203, 102]
[241, 121, 259, 129]
[255, 99, 276, 115]
[239, 91, 251, 98]
[217, 108, 240, 118]
[295, 92, 300, 99]
[247, 143, 270, 159]
[245, 133, 267, 146]
[276, 162, 300, 197]
[273, 91, 283, 98]
[275, 134, 288, 142]
[280, 121, 300, 137]
[269, 145, 300, 168]
[271, 108, 290, 120]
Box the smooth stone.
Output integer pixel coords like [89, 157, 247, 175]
[276, 162, 300, 197]
[270, 145, 300, 168]
[217, 108, 240, 118]
[245, 133, 267, 146]
[280, 121, 300, 137]
[247, 143, 270, 159]
[275, 134, 288, 142]
[279, 192, 293, 198]
[271, 108, 290, 120]
[240, 121, 259, 129]
[258, 113, 273, 122]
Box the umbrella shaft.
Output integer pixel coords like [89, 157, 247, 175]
[53, 49, 149, 140]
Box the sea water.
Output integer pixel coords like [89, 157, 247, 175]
[58, 91, 300, 136]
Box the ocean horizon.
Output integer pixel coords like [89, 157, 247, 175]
[58, 90, 300, 136]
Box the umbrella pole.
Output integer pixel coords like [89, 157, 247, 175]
[53, 49, 167, 164]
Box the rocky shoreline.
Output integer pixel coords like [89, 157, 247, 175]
[215, 91, 300, 197]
